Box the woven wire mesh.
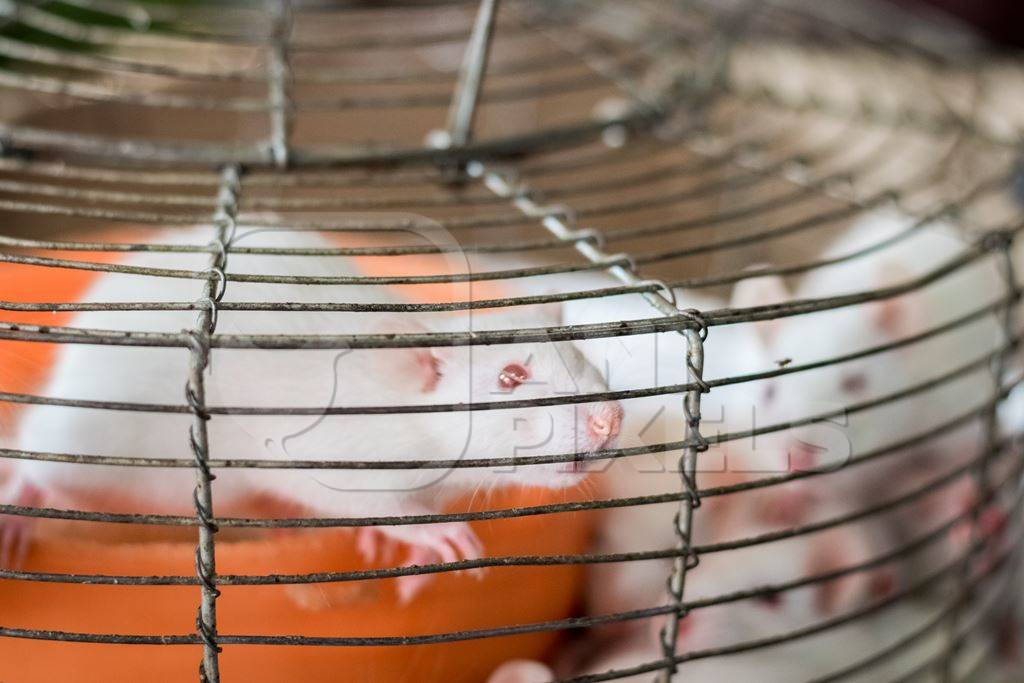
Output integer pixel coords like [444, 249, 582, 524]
[0, 0, 1022, 681]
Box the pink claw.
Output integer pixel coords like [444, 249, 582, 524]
[355, 527, 378, 562]
[382, 521, 485, 603]
[355, 527, 403, 565]
[396, 546, 439, 604]
[0, 481, 42, 569]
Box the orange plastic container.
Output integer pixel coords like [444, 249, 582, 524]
[0, 235, 593, 682]
[0, 492, 593, 683]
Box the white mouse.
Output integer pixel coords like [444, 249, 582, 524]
[565, 596, 961, 683]
[725, 209, 1010, 565]
[591, 498, 896, 652]
[464, 261, 819, 629]
[0, 225, 623, 601]
[490, 511, 897, 683]
[486, 456, 893, 682]
[465, 261, 797, 517]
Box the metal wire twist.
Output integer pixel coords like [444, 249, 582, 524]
[185, 164, 241, 683]
[658, 314, 708, 682]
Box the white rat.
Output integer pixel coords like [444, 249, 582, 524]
[0, 225, 623, 600]
[565, 522, 999, 683]
[464, 261, 797, 513]
[725, 209, 1010, 562]
[488, 512, 898, 683]
[545, 598, 963, 683]
[477, 264, 815, 565]
[590, 503, 896, 652]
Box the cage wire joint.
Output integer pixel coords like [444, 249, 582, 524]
[426, 0, 501, 182]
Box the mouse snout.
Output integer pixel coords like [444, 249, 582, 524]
[586, 402, 623, 445]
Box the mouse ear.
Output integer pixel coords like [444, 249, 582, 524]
[730, 267, 790, 345]
[368, 317, 455, 393]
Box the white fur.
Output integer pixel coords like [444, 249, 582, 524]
[571, 597, 970, 682]
[723, 210, 1008, 568]
[497, 509, 911, 683]
[5, 226, 619, 528]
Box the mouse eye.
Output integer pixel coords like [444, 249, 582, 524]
[840, 373, 867, 394]
[498, 363, 530, 390]
[756, 592, 783, 610]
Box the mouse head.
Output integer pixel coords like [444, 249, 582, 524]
[727, 272, 921, 479]
[369, 304, 624, 490]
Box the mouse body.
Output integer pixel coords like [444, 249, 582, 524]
[725, 210, 1009, 567]
[488, 504, 898, 683]
[1, 226, 623, 600]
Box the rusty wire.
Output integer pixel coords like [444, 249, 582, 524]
[0, 0, 1022, 682]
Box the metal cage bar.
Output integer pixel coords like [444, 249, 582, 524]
[0, 1, 1020, 682]
[186, 164, 241, 683]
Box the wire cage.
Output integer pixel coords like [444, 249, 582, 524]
[0, 0, 1022, 681]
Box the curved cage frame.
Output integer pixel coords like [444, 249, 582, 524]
[0, 0, 1021, 682]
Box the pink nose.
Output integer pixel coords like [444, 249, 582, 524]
[587, 402, 623, 442]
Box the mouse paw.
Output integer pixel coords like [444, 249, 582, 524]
[354, 527, 400, 565]
[974, 501, 1010, 575]
[0, 481, 42, 568]
[410, 521, 484, 567]
[948, 486, 1008, 553]
[0, 516, 33, 569]
[395, 547, 439, 604]
[385, 522, 485, 603]
[977, 502, 1009, 540]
